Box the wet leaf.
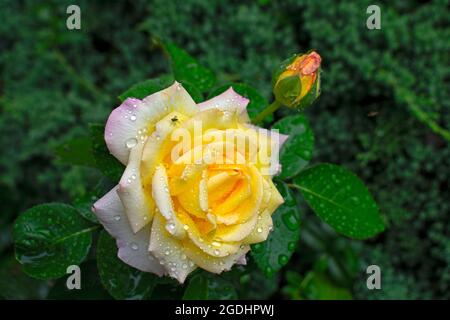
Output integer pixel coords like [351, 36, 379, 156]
[294, 163, 385, 239]
[273, 114, 314, 179]
[13, 203, 95, 280]
[183, 272, 237, 300]
[96, 231, 158, 300]
[251, 181, 300, 277]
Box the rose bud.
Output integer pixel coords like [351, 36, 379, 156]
[272, 51, 321, 110]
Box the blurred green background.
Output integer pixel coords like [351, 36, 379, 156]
[0, 0, 449, 299]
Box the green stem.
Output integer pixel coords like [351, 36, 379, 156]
[253, 100, 282, 125]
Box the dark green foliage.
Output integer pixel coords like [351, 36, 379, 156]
[1, 0, 448, 299]
[183, 271, 237, 300]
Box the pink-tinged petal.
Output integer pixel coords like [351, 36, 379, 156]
[198, 87, 250, 121]
[279, 132, 289, 148]
[117, 142, 154, 234]
[105, 82, 197, 164]
[236, 254, 247, 265]
[92, 187, 164, 275]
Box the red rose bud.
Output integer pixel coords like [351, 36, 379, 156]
[272, 51, 321, 110]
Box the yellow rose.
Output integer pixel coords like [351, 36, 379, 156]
[92, 82, 287, 283]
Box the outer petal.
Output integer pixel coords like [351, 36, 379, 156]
[92, 187, 164, 275]
[105, 82, 197, 164]
[214, 212, 258, 242]
[198, 87, 250, 123]
[117, 142, 154, 233]
[149, 213, 196, 283]
[242, 180, 284, 244]
[246, 125, 289, 176]
[176, 209, 241, 257]
[242, 209, 273, 244]
[182, 239, 250, 274]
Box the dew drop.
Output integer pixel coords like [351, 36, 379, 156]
[130, 115, 137, 121]
[166, 223, 175, 232]
[113, 215, 121, 221]
[130, 242, 139, 250]
[214, 249, 220, 256]
[288, 242, 296, 252]
[212, 241, 222, 247]
[278, 254, 288, 266]
[183, 224, 189, 231]
[282, 212, 300, 231]
[257, 227, 263, 233]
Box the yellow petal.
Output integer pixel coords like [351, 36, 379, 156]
[214, 165, 263, 225]
[182, 239, 249, 274]
[176, 209, 241, 257]
[242, 209, 273, 244]
[174, 165, 208, 219]
[214, 212, 258, 242]
[141, 111, 188, 189]
[152, 165, 186, 239]
[149, 213, 196, 283]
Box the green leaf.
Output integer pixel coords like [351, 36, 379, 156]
[53, 136, 96, 167]
[47, 260, 111, 300]
[13, 203, 96, 280]
[73, 193, 99, 224]
[180, 81, 204, 103]
[164, 43, 216, 92]
[89, 123, 124, 182]
[208, 83, 271, 123]
[119, 75, 175, 101]
[273, 114, 314, 179]
[293, 163, 385, 239]
[97, 231, 158, 300]
[183, 272, 237, 300]
[251, 181, 300, 277]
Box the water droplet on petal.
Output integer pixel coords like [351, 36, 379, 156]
[166, 223, 175, 232]
[130, 115, 137, 121]
[130, 242, 139, 250]
[113, 215, 121, 221]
